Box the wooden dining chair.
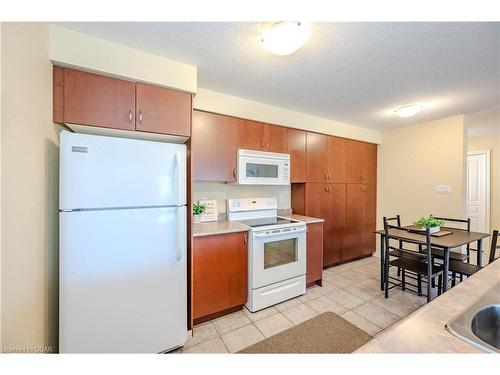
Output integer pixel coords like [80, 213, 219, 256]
[449, 230, 499, 286]
[383, 219, 444, 302]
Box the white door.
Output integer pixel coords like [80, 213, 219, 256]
[467, 151, 490, 234]
[60, 131, 186, 210]
[59, 206, 187, 353]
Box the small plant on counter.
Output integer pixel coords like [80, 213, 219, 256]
[414, 215, 445, 230]
[192, 203, 206, 224]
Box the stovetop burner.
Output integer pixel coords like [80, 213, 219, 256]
[237, 217, 298, 228]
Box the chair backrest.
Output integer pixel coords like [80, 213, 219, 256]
[384, 215, 401, 226]
[433, 216, 470, 231]
[489, 230, 499, 264]
[383, 218, 432, 263]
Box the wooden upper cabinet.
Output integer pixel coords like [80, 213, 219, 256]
[306, 132, 329, 182]
[287, 129, 306, 182]
[238, 119, 265, 150]
[238, 120, 287, 153]
[264, 124, 287, 153]
[193, 232, 248, 320]
[63, 68, 136, 131]
[135, 82, 191, 137]
[192, 111, 238, 182]
[328, 136, 347, 183]
[346, 140, 377, 184]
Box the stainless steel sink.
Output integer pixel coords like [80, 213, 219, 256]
[446, 282, 500, 353]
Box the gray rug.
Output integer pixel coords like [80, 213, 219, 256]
[239, 311, 372, 353]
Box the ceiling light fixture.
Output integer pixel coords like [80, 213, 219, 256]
[261, 21, 309, 56]
[394, 103, 424, 118]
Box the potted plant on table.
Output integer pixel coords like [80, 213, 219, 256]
[414, 215, 445, 234]
[192, 203, 206, 224]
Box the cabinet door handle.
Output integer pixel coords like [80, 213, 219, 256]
[266, 141, 269, 148]
[128, 110, 133, 123]
[261, 140, 264, 148]
[244, 235, 247, 244]
[138, 110, 143, 124]
[232, 168, 236, 179]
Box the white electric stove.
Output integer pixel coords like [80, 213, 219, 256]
[227, 198, 307, 312]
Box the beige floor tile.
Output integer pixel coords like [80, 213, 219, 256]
[243, 306, 279, 322]
[185, 321, 219, 348]
[370, 294, 420, 318]
[253, 312, 293, 338]
[356, 264, 381, 277]
[352, 301, 400, 329]
[306, 295, 347, 315]
[341, 311, 382, 336]
[297, 287, 322, 302]
[315, 281, 341, 295]
[281, 303, 319, 325]
[212, 310, 252, 335]
[326, 289, 365, 309]
[344, 283, 382, 301]
[356, 277, 381, 291]
[323, 273, 355, 288]
[221, 324, 265, 353]
[182, 336, 229, 353]
[274, 296, 302, 312]
[339, 270, 373, 283]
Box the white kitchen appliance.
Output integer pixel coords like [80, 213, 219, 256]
[59, 131, 187, 353]
[237, 149, 290, 185]
[227, 198, 306, 312]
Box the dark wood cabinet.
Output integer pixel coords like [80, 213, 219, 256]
[62, 68, 136, 131]
[305, 183, 345, 267]
[287, 129, 306, 182]
[346, 140, 377, 184]
[238, 120, 287, 153]
[345, 184, 376, 260]
[192, 110, 238, 182]
[135, 82, 191, 137]
[306, 222, 324, 286]
[306, 132, 346, 183]
[53, 67, 192, 137]
[193, 232, 247, 321]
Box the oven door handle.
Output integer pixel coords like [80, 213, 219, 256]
[253, 226, 306, 238]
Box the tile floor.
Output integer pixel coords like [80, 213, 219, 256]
[176, 256, 427, 353]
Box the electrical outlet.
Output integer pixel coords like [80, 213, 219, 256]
[435, 185, 452, 194]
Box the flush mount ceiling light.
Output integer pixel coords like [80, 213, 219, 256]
[261, 21, 309, 56]
[394, 103, 424, 118]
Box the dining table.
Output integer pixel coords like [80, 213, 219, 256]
[375, 226, 490, 293]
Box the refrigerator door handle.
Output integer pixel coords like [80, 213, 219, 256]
[175, 206, 182, 262]
[173, 151, 180, 205]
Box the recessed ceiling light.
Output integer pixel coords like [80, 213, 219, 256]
[261, 22, 309, 56]
[394, 103, 424, 118]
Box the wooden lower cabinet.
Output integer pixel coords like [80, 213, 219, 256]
[306, 222, 324, 285]
[192, 232, 247, 321]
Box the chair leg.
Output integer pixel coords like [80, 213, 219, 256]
[427, 275, 432, 303]
[451, 272, 456, 287]
[384, 266, 389, 299]
[431, 277, 435, 288]
[401, 270, 406, 291]
[417, 274, 422, 296]
[467, 247, 470, 264]
[459, 274, 463, 282]
[397, 267, 401, 277]
[438, 274, 443, 296]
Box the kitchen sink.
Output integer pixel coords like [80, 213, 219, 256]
[446, 282, 500, 353]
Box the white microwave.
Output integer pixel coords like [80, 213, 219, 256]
[237, 149, 290, 185]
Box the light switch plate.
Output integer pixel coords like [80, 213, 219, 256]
[435, 185, 452, 194]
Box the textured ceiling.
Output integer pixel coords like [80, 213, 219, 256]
[57, 22, 500, 130]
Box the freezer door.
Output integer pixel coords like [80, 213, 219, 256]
[59, 206, 187, 353]
[60, 132, 186, 210]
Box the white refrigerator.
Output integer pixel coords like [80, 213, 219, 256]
[59, 131, 187, 353]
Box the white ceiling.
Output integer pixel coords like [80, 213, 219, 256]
[58, 22, 500, 131]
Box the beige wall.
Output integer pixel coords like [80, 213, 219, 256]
[49, 25, 197, 94]
[1, 23, 62, 352]
[194, 88, 382, 144]
[193, 183, 290, 214]
[377, 115, 467, 248]
[467, 135, 500, 232]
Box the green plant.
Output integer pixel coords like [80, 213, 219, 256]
[192, 203, 206, 216]
[414, 215, 445, 228]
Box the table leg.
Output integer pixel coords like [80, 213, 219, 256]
[380, 234, 385, 291]
[443, 247, 449, 292]
[477, 239, 483, 267]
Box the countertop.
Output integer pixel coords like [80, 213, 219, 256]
[192, 214, 324, 237]
[355, 259, 500, 353]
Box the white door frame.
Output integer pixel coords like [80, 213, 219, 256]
[467, 149, 491, 233]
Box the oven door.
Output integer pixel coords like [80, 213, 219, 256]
[250, 226, 306, 289]
[238, 155, 290, 185]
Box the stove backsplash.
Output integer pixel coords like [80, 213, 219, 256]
[192, 182, 291, 215]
